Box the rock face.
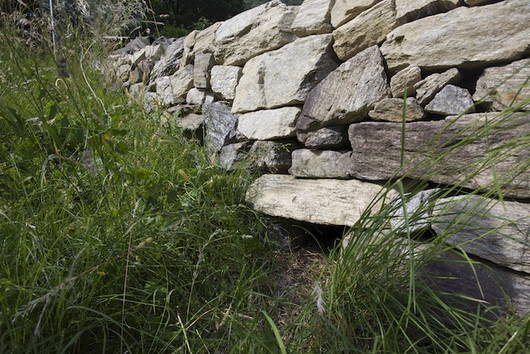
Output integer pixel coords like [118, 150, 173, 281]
[291, 0, 334, 36]
[332, 0, 397, 61]
[473, 58, 530, 110]
[248, 141, 294, 173]
[232, 34, 338, 113]
[303, 126, 350, 149]
[182, 22, 222, 65]
[297, 46, 390, 141]
[424, 85, 475, 116]
[330, 0, 383, 28]
[214, 1, 297, 65]
[390, 189, 440, 233]
[246, 174, 396, 226]
[381, 0, 530, 72]
[433, 195, 530, 273]
[415, 68, 461, 106]
[219, 142, 253, 170]
[237, 107, 300, 141]
[369, 98, 425, 122]
[203, 102, 238, 153]
[170, 65, 195, 102]
[348, 116, 530, 198]
[390, 65, 422, 98]
[210, 65, 242, 101]
[193, 53, 215, 89]
[289, 149, 354, 179]
[395, 0, 460, 24]
[150, 38, 184, 80]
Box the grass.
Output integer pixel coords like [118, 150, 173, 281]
[1, 20, 529, 353]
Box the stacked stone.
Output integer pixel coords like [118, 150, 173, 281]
[108, 0, 530, 316]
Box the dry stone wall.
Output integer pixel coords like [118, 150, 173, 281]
[106, 0, 530, 316]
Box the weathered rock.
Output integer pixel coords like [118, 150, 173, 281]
[129, 67, 142, 85]
[176, 113, 205, 133]
[170, 65, 195, 102]
[155, 76, 181, 106]
[390, 65, 422, 98]
[390, 189, 440, 233]
[473, 58, 530, 111]
[395, 0, 460, 24]
[415, 68, 461, 106]
[193, 53, 215, 89]
[248, 141, 295, 173]
[424, 85, 475, 116]
[297, 46, 390, 141]
[210, 65, 242, 100]
[332, 0, 397, 61]
[116, 64, 132, 83]
[465, 0, 499, 5]
[203, 102, 238, 153]
[182, 22, 223, 65]
[330, 0, 382, 28]
[219, 142, 253, 170]
[150, 38, 184, 80]
[289, 149, 354, 178]
[348, 116, 530, 198]
[292, 0, 334, 36]
[445, 112, 503, 123]
[381, 0, 530, 73]
[186, 88, 214, 106]
[237, 107, 300, 140]
[246, 174, 396, 226]
[433, 195, 530, 273]
[232, 34, 338, 113]
[214, 1, 297, 65]
[303, 126, 350, 149]
[369, 98, 425, 122]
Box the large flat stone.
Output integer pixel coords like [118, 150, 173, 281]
[289, 149, 354, 179]
[232, 34, 338, 113]
[292, 0, 334, 36]
[237, 107, 300, 140]
[433, 195, 530, 273]
[348, 115, 530, 198]
[381, 0, 530, 73]
[210, 65, 242, 101]
[246, 174, 396, 226]
[330, 0, 382, 28]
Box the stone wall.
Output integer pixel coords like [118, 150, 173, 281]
[106, 0, 530, 316]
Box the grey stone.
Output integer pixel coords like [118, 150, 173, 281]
[219, 142, 253, 170]
[129, 67, 142, 85]
[303, 126, 350, 149]
[203, 102, 239, 153]
[390, 189, 441, 233]
[433, 195, 530, 273]
[248, 141, 295, 173]
[415, 68, 461, 106]
[210, 65, 242, 100]
[396, 0, 461, 24]
[186, 88, 212, 106]
[232, 34, 338, 113]
[237, 107, 300, 141]
[333, 0, 397, 61]
[170, 64, 195, 102]
[297, 46, 390, 142]
[424, 85, 475, 116]
[150, 38, 185, 80]
[289, 149, 354, 179]
[390, 65, 422, 98]
[155, 76, 180, 107]
[181, 22, 222, 66]
[176, 113, 205, 132]
[193, 53, 215, 89]
[381, 0, 530, 73]
[292, 0, 334, 36]
[331, 0, 383, 28]
[369, 98, 425, 122]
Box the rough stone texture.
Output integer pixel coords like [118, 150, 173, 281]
[473, 58, 530, 111]
[303, 126, 350, 149]
[182, 22, 223, 65]
[186, 88, 214, 106]
[415, 68, 461, 106]
[396, 0, 460, 24]
[433, 195, 530, 273]
[424, 85, 475, 116]
[289, 149, 354, 179]
[348, 116, 530, 198]
[330, 0, 382, 28]
[246, 174, 397, 226]
[232, 34, 338, 113]
[465, 0, 500, 5]
[390, 65, 422, 98]
[210, 65, 242, 101]
[422, 249, 530, 317]
[369, 98, 425, 122]
[155, 76, 180, 106]
[381, 0, 530, 73]
[248, 141, 295, 173]
[292, 0, 334, 36]
[214, 1, 297, 66]
[203, 102, 238, 153]
[445, 112, 504, 123]
[390, 189, 440, 233]
[237, 107, 300, 140]
[332, 0, 397, 61]
[170, 65, 195, 102]
[176, 113, 205, 132]
[193, 53, 215, 89]
[297, 46, 390, 142]
[151, 38, 184, 80]
[219, 142, 253, 170]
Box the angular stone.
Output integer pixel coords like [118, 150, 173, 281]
[170, 65, 195, 102]
[390, 65, 422, 98]
[473, 58, 530, 111]
[330, 0, 382, 28]
[297, 46, 390, 142]
[232, 34, 338, 113]
[150, 38, 185, 80]
[176, 113, 205, 132]
[219, 142, 253, 170]
[248, 141, 295, 173]
[289, 149, 354, 179]
[214, 1, 296, 66]
[246, 174, 397, 226]
[193, 53, 215, 89]
[237, 107, 300, 141]
[210, 65, 242, 100]
[433, 195, 530, 273]
[203, 102, 238, 153]
[116, 64, 131, 83]
[155, 76, 181, 107]
[303, 126, 350, 149]
[415, 68, 461, 106]
[369, 98, 425, 122]
[348, 116, 530, 198]
[292, 0, 334, 36]
[182, 22, 223, 65]
[381, 0, 530, 73]
[396, 0, 460, 24]
[424, 85, 475, 116]
[186, 88, 214, 106]
[333, 0, 397, 61]
[390, 189, 441, 233]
